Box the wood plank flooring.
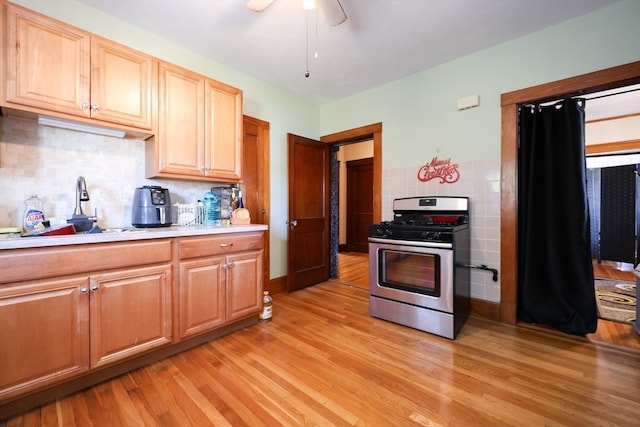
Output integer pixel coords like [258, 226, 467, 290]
[336, 252, 640, 350]
[3, 280, 639, 426]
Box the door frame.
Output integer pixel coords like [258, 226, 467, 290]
[500, 61, 640, 324]
[322, 122, 382, 221]
[322, 123, 383, 273]
[243, 115, 270, 292]
[345, 157, 374, 253]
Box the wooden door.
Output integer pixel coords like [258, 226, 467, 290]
[178, 256, 226, 339]
[91, 37, 156, 129]
[89, 264, 172, 369]
[0, 277, 90, 401]
[243, 115, 270, 289]
[205, 79, 242, 181]
[287, 134, 330, 291]
[346, 157, 373, 253]
[5, 3, 90, 116]
[157, 62, 205, 177]
[226, 250, 263, 321]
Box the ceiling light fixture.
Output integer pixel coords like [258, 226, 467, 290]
[37, 116, 126, 138]
[304, 3, 318, 78]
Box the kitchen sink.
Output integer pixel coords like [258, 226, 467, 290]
[96, 227, 146, 234]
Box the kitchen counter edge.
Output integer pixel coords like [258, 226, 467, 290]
[0, 224, 269, 250]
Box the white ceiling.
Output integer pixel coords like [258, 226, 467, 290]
[76, 0, 628, 106]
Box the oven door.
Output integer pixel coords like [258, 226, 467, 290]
[368, 238, 454, 313]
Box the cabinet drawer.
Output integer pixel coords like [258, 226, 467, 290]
[0, 240, 172, 284]
[179, 233, 263, 259]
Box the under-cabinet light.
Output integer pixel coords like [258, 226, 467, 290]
[37, 116, 126, 138]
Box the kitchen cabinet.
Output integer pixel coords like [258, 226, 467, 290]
[148, 61, 242, 182]
[178, 233, 263, 339]
[3, 2, 156, 130]
[0, 240, 172, 402]
[89, 265, 173, 369]
[0, 277, 90, 402]
[0, 229, 266, 415]
[178, 256, 226, 338]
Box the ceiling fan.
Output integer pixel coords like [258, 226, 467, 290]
[247, 0, 347, 26]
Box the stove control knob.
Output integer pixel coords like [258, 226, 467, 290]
[375, 227, 389, 237]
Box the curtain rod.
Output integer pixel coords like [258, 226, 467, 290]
[580, 86, 640, 101]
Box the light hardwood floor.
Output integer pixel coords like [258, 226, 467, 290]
[336, 252, 640, 351]
[2, 280, 639, 426]
[2, 254, 638, 426]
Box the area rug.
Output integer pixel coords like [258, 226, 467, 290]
[594, 279, 636, 324]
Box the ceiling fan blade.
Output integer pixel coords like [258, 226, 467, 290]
[320, 0, 347, 26]
[247, 0, 275, 13]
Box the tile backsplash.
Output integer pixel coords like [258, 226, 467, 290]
[382, 156, 501, 302]
[0, 115, 217, 228]
[2, 114, 502, 303]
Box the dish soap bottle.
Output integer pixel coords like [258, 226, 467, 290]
[23, 194, 46, 231]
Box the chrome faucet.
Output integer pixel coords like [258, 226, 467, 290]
[73, 176, 90, 216]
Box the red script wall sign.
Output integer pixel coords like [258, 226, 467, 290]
[417, 156, 460, 184]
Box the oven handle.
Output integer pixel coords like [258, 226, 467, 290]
[368, 237, 453, 249]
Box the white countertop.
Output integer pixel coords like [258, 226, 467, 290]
[0, 224, 268, 250]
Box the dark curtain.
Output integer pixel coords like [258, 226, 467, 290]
[600, 164, 638, 264]
[517, 98, 597, 335]
[585, 168, 601, 261]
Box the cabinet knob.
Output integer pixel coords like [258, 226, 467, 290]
[91, 104, 100, 112]
[80, 287, 89, 294]
[219, 242, 234, 248]
[82, 102, 89, 110]
[226, 262, 234, 269]
[90, 284, 99, 293]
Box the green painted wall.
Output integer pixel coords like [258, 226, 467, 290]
[9, 0, 640, 280]
[320, 0, 640, 169]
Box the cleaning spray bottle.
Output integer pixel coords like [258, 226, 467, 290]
[23, 194, 46, 231]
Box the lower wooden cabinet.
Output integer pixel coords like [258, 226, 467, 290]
[226, 251, 263, 322]
[0, 277, 90, 402]
[178, 256, 226, 339]
[178, 233, 264, 339]
[89, 264, 173, 369]
[0, 231, 264, 410]
[0, 264, 172, 401]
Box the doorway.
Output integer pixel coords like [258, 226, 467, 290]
[322, 123, 382, 283]
[500, 61, 640, 325]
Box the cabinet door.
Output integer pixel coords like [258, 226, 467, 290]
[0, 278, 90, 401]
[226, 250, 263, 322]
[89, 264, 172, 369]
[156, 62, 206, 177]
[205, 79, 243, 181]
[178, 256, 226, 339]
[90, 37, 156, 129]
[5, 3, 90, 116]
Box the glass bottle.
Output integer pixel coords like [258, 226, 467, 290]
[237, 190, 245, 209]
[259, 290, 272, 322]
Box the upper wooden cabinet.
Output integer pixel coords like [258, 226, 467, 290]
[3, 2, 156, 130]
[147, 61, 242, 182]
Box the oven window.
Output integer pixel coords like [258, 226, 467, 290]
[379, 249, 440, 296]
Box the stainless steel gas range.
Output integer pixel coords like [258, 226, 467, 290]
[368, 196, 470, 339]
